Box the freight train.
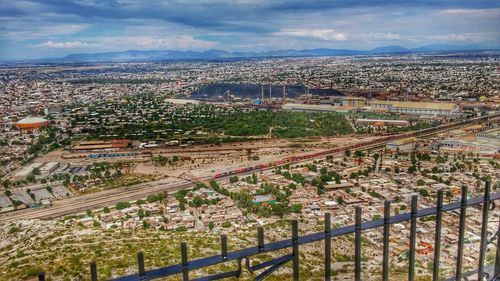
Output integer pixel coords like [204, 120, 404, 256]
[214, 113, 499, 179]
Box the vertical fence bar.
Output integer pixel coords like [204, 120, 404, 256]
[455, 186, 467, 281]
[221, 235, 228, 261]
[382, 200, 391, 281]
[258, 226, 264, 252]
[432, 190, 444, 281]
[478, 181, 491, 281]
[181, 242, 189, 281]
[495, 215, 500, 279]
[408, 195, 418, 281]
[90, 261, 98, 281]
[38, 272, 45, 281]
[325, 212, 332, 281]
[355, 206, 362, 281]
[292, 220, 299, 281]
[137, 252, 145, 279]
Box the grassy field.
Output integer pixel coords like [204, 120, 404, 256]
[0, 219, 443, 281]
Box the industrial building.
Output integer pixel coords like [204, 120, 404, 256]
[356, 119, 410, 127]
[40, 162, 60, 175]
[16, 117, 49, 130]
[370, 100, 458, 116]
[386, 137, 416, 153]
[282, 103, 354, 113]
[439, 139, 499, 156]
[73, 139, 131, 151]
[476, 127, 500, 143]
[331, 96, 366, 107]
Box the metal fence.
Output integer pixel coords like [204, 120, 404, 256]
[38, 183, 500, 281]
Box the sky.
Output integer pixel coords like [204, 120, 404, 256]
[0, 0, 499, 60]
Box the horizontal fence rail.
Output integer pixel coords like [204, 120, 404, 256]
[38, 183, 500, 281]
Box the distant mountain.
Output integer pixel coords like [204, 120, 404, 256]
[51, 45, 497, 62]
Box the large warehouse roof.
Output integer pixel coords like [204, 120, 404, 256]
[371, 100, 457, 111]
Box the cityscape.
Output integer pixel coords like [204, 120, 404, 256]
[0, 1, 499, 281]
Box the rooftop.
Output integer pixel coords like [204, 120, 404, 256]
[16, 116, 48, 124]
[371, 100, 457, 111]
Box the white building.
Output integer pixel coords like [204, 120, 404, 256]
[370, 100, 458, 116]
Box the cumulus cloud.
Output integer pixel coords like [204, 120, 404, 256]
[39, 41, 100, 48]
[275, 28, 348, 41]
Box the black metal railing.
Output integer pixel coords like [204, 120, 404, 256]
[38, 182, 500, 281]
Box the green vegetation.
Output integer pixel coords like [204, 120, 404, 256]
[224, 111, 352, 138]
[80, 98, 352, 140]
[115, 202, 131, 210]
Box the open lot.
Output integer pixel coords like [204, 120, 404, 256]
[0, 195, 12, 208]
[11, 191, 34, 205]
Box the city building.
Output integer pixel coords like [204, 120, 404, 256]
[476, 127, 500, 143]
[370, 100, 458, 116]
[386, 137, 416, 153]
[16, 117, 49, 130]
[282, 103, 354, 113]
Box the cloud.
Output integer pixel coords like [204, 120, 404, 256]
[276, 28, 348, 41]
[422, 32, 498, 43]
[358, 33, 402, 41]
[38, 40, 100, 48]
[105, 35, 219, 50]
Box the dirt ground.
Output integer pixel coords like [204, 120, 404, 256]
[35, 135, 381, 180]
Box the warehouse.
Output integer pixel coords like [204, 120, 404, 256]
[370, 100, 458, 116]
[282, 103, 354, 113]
[386, 137, 416, 153]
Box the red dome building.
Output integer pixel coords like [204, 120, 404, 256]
[16, 117, 49, 130]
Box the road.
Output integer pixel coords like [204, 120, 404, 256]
[1, 113, 497, 222]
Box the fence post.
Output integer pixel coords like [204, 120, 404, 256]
[478, 181, 490, 281]
[324, 212, 332, 281]
[494, 215, 500, 279]
[292, 220, 299, 281]
[181, 242, 189, 281]
[355, 206, 362, 281]
[455, 186, 467, 281]
[38, 272, 45, 281]
[90, 261, 98, 281]
[137, 252, 145, 280]
[221, 235, 228, 261]
[433, 190, 444, 281]
[409, 195, 418, 281]
[258, 226, 264, 252]
[382, 200, 391, 281]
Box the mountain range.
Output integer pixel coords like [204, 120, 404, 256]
[44, 44, 499, 62]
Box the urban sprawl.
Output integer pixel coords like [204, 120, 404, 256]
[0, 53, 499, 280]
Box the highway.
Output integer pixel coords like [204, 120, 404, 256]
[0, 113, 497, 222]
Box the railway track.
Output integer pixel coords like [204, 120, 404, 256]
[0, 113, 497, 222]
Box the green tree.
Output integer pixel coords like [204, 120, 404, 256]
[345, 149, 351, 157]
[229, 176, 239, 183]
[32, 167, 40, 175]
[291, 204, 303, 213]
[116, 201, 131, 210]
